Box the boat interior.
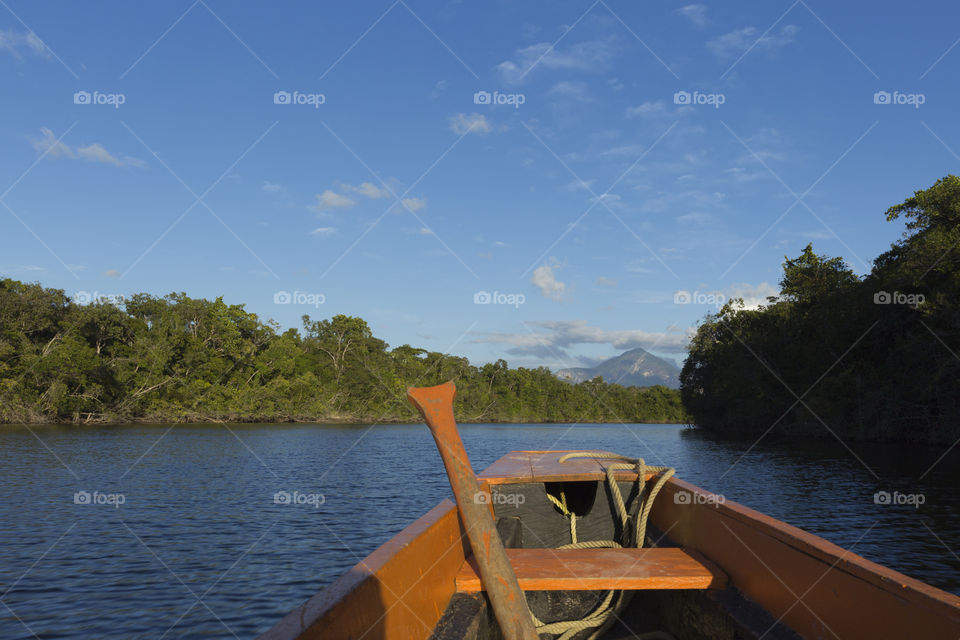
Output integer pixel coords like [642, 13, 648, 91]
[258, 450, 960, 640]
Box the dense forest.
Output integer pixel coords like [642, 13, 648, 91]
[0, 282, 684, 425]
[681, 176, 960, 444]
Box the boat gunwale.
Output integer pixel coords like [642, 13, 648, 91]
[660, 475, 960, 613]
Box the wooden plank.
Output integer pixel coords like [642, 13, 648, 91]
[649, 479, 960, 640]
[479, 450, 657, 485]
[257, 499, 470, 640]
[456, 548, 727, 592]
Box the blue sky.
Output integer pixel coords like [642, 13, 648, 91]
[1, 1, 958, 370]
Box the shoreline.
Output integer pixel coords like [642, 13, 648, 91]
[0, 416, 690, 426]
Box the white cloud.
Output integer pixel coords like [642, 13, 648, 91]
[77, 143, 145, 168]
[601, 144, 645, 157]
[563, 178, 596, 192]
[104, 269, 121, 277]
[310, 227, 336, 237]
[472, 319, 693, 356]
[261, 182, 283, 193]
[590, 193, 622, 209]
[75, 144, 120, 166]
[531, 263, 565, 300]
[676, 4, 709, 27]
[313, 190, 355, 210]
[625, 100, 676, 119]
[31, 128, 72, 157]
[401, 197, 426, 212]
[723, 167, 768, 183]
[0, 28, 48, 59]
[725, 282, 779, 310]
[676, 212, 715, 225]
[548, 81, 591, 101]
[449, 113, 492, 135]
[707, 25, 799, 60]
[31, 128, 144, 167]
[0, 264, 46, 274]
[595, 277, 617, 287]
[496, 38, 616, 83]
[343, 182, 391, 199]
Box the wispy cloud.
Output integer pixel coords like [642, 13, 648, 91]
[342, 181, 391, 199]
[548, 80, 592, 102]
[707, 25, 799, 60]
[0, 264, 47, 274]
[449, 113, 492, 135]
[310, 226, 336, 237]
[496, 38, 616, 84]
[401, 197, 426, 212]
[313, 190, 355, 210]
[675, 4, 709, 28]
[625, 100, 682, 119]
[76, 143, 146, 168]
[31, 128, 145, 167]
[0, 28, 49, 59]
[473, 319, 692, 357]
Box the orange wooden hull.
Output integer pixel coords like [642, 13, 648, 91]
[257, 499, 468, 640]
[258, 451, 960, 640]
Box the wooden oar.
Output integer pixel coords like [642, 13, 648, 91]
[407, 382, 539, 640]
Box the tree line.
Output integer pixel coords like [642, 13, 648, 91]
[0, 282, 685, 425]
[681, 176, 960, 444]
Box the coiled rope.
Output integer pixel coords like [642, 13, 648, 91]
[529, 452, 676, 640]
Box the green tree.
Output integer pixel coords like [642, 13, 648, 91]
[779, 243, 859, 303]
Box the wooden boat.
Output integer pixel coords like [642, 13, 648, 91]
[259, 386, 960, 640]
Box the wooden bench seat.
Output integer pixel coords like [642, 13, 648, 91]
[456, 548, 727, 592]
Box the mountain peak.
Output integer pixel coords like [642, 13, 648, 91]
[555, 348, 680, 389]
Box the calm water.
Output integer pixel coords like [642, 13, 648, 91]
[0, 422, 957, 639]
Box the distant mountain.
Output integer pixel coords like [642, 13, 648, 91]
[556, 348, 681, 389]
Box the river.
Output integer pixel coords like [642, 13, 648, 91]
[0, 422, 957, 638]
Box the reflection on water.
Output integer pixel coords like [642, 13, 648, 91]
[0, 422, 956, 638]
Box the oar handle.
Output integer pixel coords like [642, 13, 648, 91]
[407, 382, 538, 640]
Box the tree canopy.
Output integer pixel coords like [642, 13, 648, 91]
[680, 175, 960, 444]
[0, 283, 685, 425]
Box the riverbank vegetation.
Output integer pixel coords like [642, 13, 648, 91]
[681, 176, 960, 444]
[0, 283, 684, 425]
